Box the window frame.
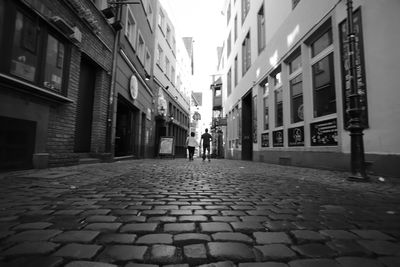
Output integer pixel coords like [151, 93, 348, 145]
[126, 7, 138, 51]
[241, 31, 251, 76]
[257, 4, 266, 54]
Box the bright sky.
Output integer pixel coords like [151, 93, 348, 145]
[160, 0, 226, 129]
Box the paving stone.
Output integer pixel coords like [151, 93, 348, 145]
[351, 230, 396, 240]
[200, 222, 232, 233]
[97, 245, 148, 262]
[207, 242, 255, 261]
[378, 256, 400, 267]
[12, 222, 53, 230]
[52, 230, 100, 243]
[319, 230, 359, 240]
[230, 222, 265, 232]
[255, 244, 297, 261]
[291, 243, 337, 258]
[183, 243, 207, 264]
[253, 232, 292, 244]
[290, 230, 326, 243]
[205, 206, 229, 210]
[288, 259, 340, 267]
[136, 233, 173, 244]
[170, 210, 193, 215]
[6, 229, 62, 243]
[327, 240, 372, 256]
[239, 263, 288, 267]
[1, 241, 60, 257]
[211, 216, 239, 222]
[120, 223, 159, 233]
[335, 257, 385, 267]
[53, 243, 102, 259]
[0, 231, 14, 240]
[154, 205, 179, 210]
[179, 215, 208, 222]
[148, 216, 177, 222]
[221, 211, 246, 216]
[150, 244, 178, 264]
[163, 264, 189, 267]
[53, 210, 83, 216]
[141, 210, 168, 216]
[5, 256, 64, 267]
[85, 215, 117, 222]
[97, 233, 137, 244]
[164, 223, 196, 233]
[264, 221, 297, 231]
[84, 223, 122, 232]
[124, 264, 158, 267]
[174, 233, 211, 245]
[197, 261, 235, 267]
[212, 232, 253, 243]
[65, 261, 118, 267]
[240, 216, 269, 222]
[195, 210, 219, 216]
[81, 209, 111, 216]
[357, 240, 400, 256]
[119, 215, 147, 223]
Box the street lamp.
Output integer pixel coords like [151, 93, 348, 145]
[346, 0, 368, 181]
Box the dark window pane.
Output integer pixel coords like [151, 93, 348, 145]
[290, 75, 303, 123]
[258, 5, 265, 53]
[44, 34, 64, 92]
[312, 53, 336, 117]
[10, 12, 39, 82]
[275, 88, 283, 127]
[311, 29, 332, 57]
[264, 96, 269, 130]
[0, 1, 4, 42]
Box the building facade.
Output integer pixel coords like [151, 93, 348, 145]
[221, 0, 400, 177]
[153, 1, 191, 158]
[0, 0, 115, 170]
[110, 0, 157, 159]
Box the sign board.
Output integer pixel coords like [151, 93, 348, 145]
[272, 130, 284, 147]
[288, 126, 304, 147]
[261, 132, 269, 147]
[129, 75, 138, 99]
[339, 8, 368, 129]
[158, 136, 175, 157]
[310, 119, 338, 146]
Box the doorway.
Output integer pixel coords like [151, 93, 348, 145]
[242, 91, 253, 160]
[74, 58, 96, 153]
[115, 98, 138, 157]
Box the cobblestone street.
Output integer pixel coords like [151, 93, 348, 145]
[0, 159, 399, 267]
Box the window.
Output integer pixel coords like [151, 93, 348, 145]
[234, 16, 238, 41]
[166, 24, 171, 44]
[241, 0, 250, 25]
[158, 9, 165, 31]
[126, 8, 137, 49]
[227, 68, 232, 96]
[234, 55, 238, 86]
[292, 0, 301, 10]
[312, 53, 336, 117]
[257, 5, 266, 54]
[242, 31, 251, 76]
[227, 33, 231, 57]
[271, 68, 282, 127]
[171, 66, 175, 85]
[157, 45, 163, 68]
[290, 75, 303, 123]
[289, 52, 302, 74]
[145, 2, 154, 30]
[137, 31, 145, 64]
[5, 7, 68, 95]
[165, 57, 170, 78]
[227, 3, 231, 25]
[145, 47, 151, 74]
[262, 79, 269, 130]
[311, 29, 332, 57]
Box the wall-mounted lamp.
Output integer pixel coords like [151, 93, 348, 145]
[111, 21, 123, 31]
[165, 86, 169, 90]
[145, 74, 151, 81]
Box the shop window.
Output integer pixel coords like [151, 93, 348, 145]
[275, 88, 283, 127]
[3, 5, 69, 95]
[290, 75, 303, 123]
[312, 53, 336, 117]
[262, 79, 269, 130]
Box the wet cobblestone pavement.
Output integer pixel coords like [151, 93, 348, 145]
[0, 159, 399, 267]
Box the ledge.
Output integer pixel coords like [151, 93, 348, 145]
[0, 73, 74, 104]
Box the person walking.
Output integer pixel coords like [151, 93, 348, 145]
[199, 128, 212, 162]
[185, 132, 198, 161]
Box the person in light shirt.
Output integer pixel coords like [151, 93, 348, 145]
[185, 132, 198, 161]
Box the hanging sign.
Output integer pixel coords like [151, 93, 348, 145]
[129, 75, 138, 99]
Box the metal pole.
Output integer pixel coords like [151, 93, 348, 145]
[346, 0, 368, 181]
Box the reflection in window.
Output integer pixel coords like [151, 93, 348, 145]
[257, 5, 266, 54]
[289, 53, 302, 74]
[311, 29, 332, 57]
[275, 87, 283, 127]
[44, 35, 64, 92]
[10, 12, 38, 82]
[290, 75, 303, 123]
[312, 53, 336, 117]
[126, 8, 137, 49]
[264, 96, 269, 130]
